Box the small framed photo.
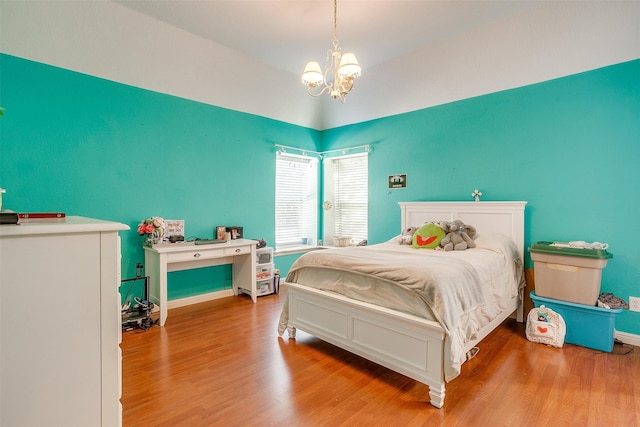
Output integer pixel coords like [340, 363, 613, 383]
[228, 226, 243, 240]
[388, 174, 407, 189]
[164, 220, 185, 237]
[216, 226, 226, 240]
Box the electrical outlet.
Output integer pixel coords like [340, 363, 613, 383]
[629, 296, 640, 312]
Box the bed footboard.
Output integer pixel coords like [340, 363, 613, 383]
[283, 282, 448, 408]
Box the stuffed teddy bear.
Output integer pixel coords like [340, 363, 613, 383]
[440, 220, 477, 251]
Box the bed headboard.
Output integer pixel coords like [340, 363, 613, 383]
[398, 201, 527, 260]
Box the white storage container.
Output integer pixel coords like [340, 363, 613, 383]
[529, 242, 612, 306]
[251, 247, 275, 296]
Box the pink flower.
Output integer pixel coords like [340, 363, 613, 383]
[137, 217, 165, 240]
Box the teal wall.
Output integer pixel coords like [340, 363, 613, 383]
[0, 54, 320, 300]
[1, 54, 638, 335]
[322, 59, 640, 335]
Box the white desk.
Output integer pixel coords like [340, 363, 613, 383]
[144, 239, 258, 326]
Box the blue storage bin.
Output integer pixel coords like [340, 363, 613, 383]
[530, 291, 622, 352]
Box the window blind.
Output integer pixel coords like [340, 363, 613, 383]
[275, 153, 318, 248]
[333, 153, 368, 242]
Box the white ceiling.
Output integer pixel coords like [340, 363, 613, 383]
[115, 0, 538, 76]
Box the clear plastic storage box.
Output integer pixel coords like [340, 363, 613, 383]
[256, 279, 273, 296]
[256, 247, 273, 264]
[256, 264, 273, 281]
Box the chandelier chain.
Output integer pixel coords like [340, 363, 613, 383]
[333, 0, 338, 43]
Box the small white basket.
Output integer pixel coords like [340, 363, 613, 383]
[333, 236, 352, 247]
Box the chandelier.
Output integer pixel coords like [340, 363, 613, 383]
[301, 0, 361, 103]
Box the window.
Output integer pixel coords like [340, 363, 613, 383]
[323, 153, 368, 245]
[275, 152, 318, 250]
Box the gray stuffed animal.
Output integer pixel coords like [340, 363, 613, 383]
[399, 226, 418, 245]
[440, 220, 477, 251]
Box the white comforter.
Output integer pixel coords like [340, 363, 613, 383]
[278, 234, 525, 381]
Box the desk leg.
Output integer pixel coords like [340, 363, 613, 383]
[232, 251, 257, 303]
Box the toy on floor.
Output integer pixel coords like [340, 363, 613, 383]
[526, 305, 566, 348]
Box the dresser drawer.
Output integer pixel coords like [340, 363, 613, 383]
[167, 248, 225, 263]
[224, 245, 250, 256]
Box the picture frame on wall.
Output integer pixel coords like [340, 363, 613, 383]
[388, 174, 407, 189]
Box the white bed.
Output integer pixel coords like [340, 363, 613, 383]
[277, 201, 527, 408]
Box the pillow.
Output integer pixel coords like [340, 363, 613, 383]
[412, 222, 446, 249]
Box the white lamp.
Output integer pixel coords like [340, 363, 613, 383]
[338, 53, 361, 78]
[302, 61, 324, 87]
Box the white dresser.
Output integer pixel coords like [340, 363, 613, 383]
[0, 216, 128, 427]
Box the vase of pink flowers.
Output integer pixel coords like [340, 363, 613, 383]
[138, 217, 165, 246]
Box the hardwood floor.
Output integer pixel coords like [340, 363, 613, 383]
[121, 289, 639, 426]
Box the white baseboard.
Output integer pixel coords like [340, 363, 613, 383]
[615, 330, 640, 347]
[167, 289, 235, 310]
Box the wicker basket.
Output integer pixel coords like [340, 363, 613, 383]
[333, 236, 352, 247]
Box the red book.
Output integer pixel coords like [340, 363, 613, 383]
[18, 212, 66, 222]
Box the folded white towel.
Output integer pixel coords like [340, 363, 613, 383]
[551, 241, 608, 250]
[568, 240, 608, 250]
